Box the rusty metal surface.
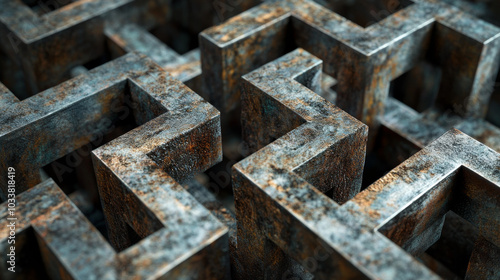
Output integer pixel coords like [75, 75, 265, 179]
[200, 0, 500, 134]
[0, 0, 171, 97]
[0, 177, 228, 279]
[105, 23, 203, 91]
[0, 52, 228, 279]
[240, 48, 368, 202]
[0, 0, 499, 279]
[236, 105, 500, 278]
[377, 98, 500, 167]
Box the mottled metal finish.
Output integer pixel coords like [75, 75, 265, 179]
[0, 81, 17, 106]
[103, 0, 262, 96]
[0, 52, 147, 198]
[234, 49, 369, 279]
[466, 237, 500, 279]
[105, 23, 202, 91]
[378, 98, 500, 167]
[200, 0, 500, 135]
[0, 178, 228, 279]
[0, 0, 169, 96]
[0, 52, 228, 278]
[0, 0, 499, 278]
[91, 52, 228, 278]
[0, 179, 115, 280]
[240, 48, 368, 201]
[235, 87, 500, 280]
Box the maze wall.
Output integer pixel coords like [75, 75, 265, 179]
[0, 0, 499, 279]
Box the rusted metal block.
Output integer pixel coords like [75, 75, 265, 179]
[0, 178, 228, 279]
[234, 47, 500, 279]
[0, 0, 262, 99]
[0, 0, 169, 96]
[234, 48, 369, 279]
[0, 52, 229, 278]
[0, 0, 498, 279]
[240, 48, 368, 201]
[200, 0, 500, 134]
[235, 102, 500, 280]
[90, 52, 225, 250]
[0, 52, 156, 198]
[0, 179, 115, 279]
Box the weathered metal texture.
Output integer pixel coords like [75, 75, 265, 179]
[0, 52, 229, 279]
[105, 23, 202, 91]
[0, 81, 17, 106]
[234, 49, 370, 279]
[240, 48, 368, 201]
[0, 0, 170, 97]
[235, 72, 500, 280]
[439, 0, 500, 27]
[466, 237, 500, 279]
[0, 179, 115, 280]
[378, 98, 500, 167]
[0, 0, 498, 279]
[200, 0, 500, 134]
[90, 52, 229, 278]
[0, 52, 143, 198]
[0, 179, 228, 279]
[104, 0, 263, 97]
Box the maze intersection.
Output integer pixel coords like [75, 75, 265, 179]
[0, 0, 499, 279]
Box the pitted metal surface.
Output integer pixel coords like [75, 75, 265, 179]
[0, 0, 499, 279]
[200, 0, 500, 135]
[0, 0, 170, 96]
[1, 52, 228, 279]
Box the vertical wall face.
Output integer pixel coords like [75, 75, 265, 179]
[0, 0, 500, 279]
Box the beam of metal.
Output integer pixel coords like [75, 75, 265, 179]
[0, 52, 158, 197]
[200, 0, 500, 134]
[234, 48, 369, 279]
[105, 23, 202, 91]
[0, 52, 229, 279]
[0, 179, 116, 280]
[234, 49, 500, 279]
[0, 177, 228, 279]
[0, 0, 170, 96]
[378, 98, 500, 167]
[0, 0, 499, 279]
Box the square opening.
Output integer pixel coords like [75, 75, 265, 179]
[389, 60, 442, 113]
[149, 24, 199, 55]
[320, 72, 338, 104]
[378, 167, 500, 279]
[421, 211, 477, 279]
[313, 0, 414, 28]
